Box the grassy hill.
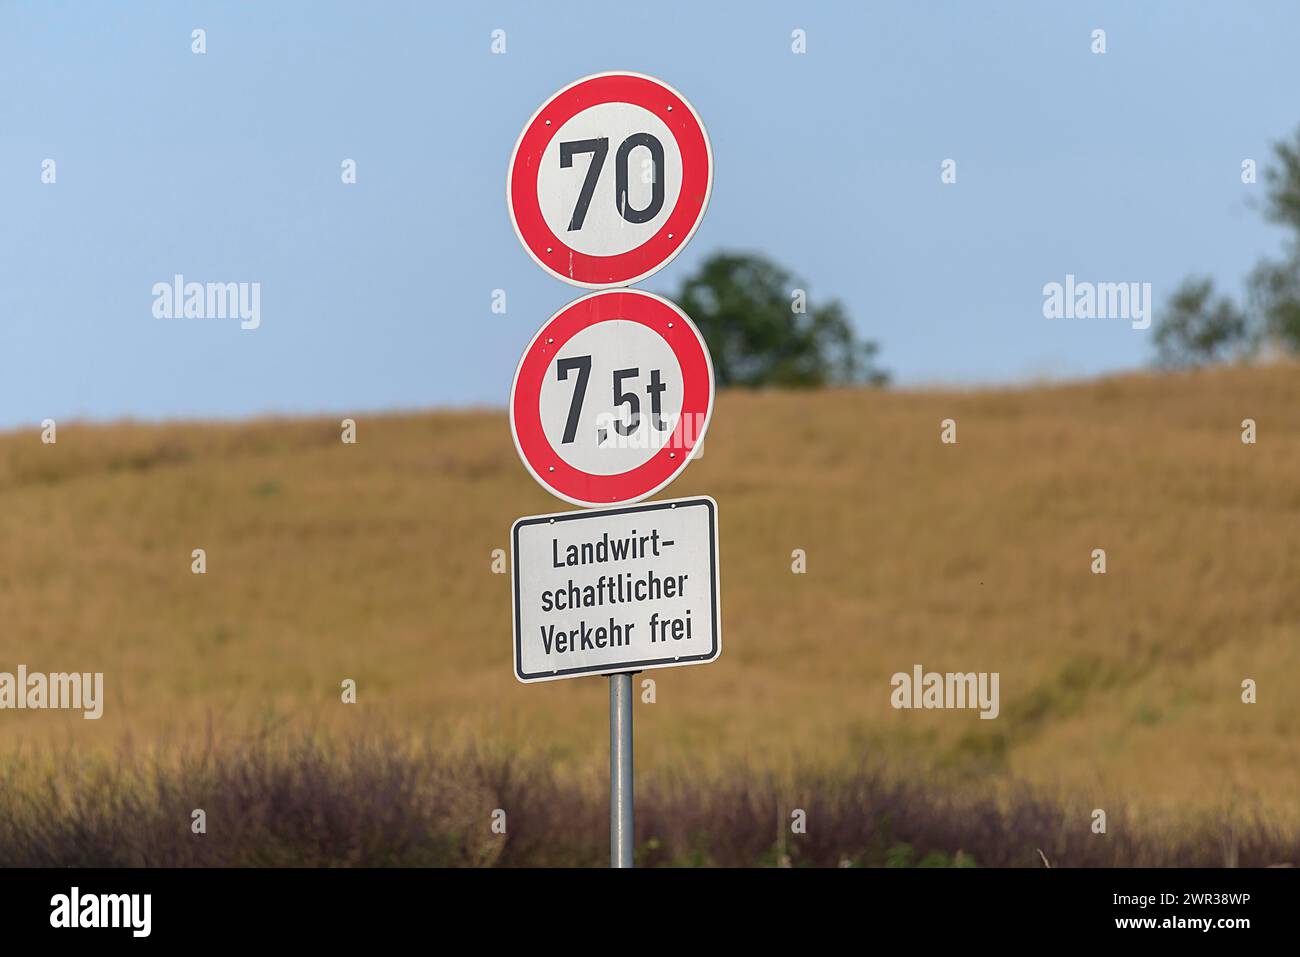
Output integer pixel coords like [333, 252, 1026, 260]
[3, 363, 1299, 823]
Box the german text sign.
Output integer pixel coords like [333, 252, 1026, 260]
[512, 497, 721, 683]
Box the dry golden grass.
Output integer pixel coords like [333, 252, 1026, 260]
[2, 363, 1298, 818]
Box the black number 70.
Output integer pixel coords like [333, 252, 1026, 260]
[559, 134, 666, 231]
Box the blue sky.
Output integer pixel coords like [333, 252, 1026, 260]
[2, 1, 1298, 426]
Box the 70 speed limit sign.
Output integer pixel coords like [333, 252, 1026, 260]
[510, 289, 714, 508]
[507, 71, 713, 288]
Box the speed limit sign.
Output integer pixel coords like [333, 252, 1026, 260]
[509, 289, 714, 507]
[506, 72, 713, 289]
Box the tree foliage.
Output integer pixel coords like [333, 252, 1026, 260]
[1156, 126, 1300, 364]
[1153, 277, 1250, 368]
[1247, 131, 1300, 351]
[672, 252, 888, 388]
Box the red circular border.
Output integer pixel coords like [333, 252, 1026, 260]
[510, 291, 713, 506]
[508, 74, 712, 288]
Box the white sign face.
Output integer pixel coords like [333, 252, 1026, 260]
[511, 497, 721, 683]
[537, 102, 684, 259]
[536, 318, 684, 475]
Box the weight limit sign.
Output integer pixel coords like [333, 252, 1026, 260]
[509, 289, 714, 508]
[506, 71, 713, 288]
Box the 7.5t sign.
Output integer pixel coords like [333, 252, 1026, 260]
[509, 289, 714, 508]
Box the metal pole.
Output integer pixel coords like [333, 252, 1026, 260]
[609, 672, 634, 868]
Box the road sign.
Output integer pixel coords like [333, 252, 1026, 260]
[505, 73, 719, 869]
[509, 288, 714, 508]
[511, 496, 721, 683]
[507, 71, 713, 289]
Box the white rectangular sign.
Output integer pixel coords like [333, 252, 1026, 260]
[512, 496, 721, 683]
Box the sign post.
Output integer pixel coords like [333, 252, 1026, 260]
[507, 72, 717, 868]
[511, 497, 721, 867]
[610, 672, 634, 868]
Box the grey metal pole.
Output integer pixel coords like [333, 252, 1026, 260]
[609, 672, 634, 868]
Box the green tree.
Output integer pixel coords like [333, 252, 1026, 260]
[1248, 256, 1300, 348]
[1247, 129, 1300, 350]
[1153, 277, 1250, 368]
[672, 252, 888, 388]
[1155, 125, 1300, 364]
